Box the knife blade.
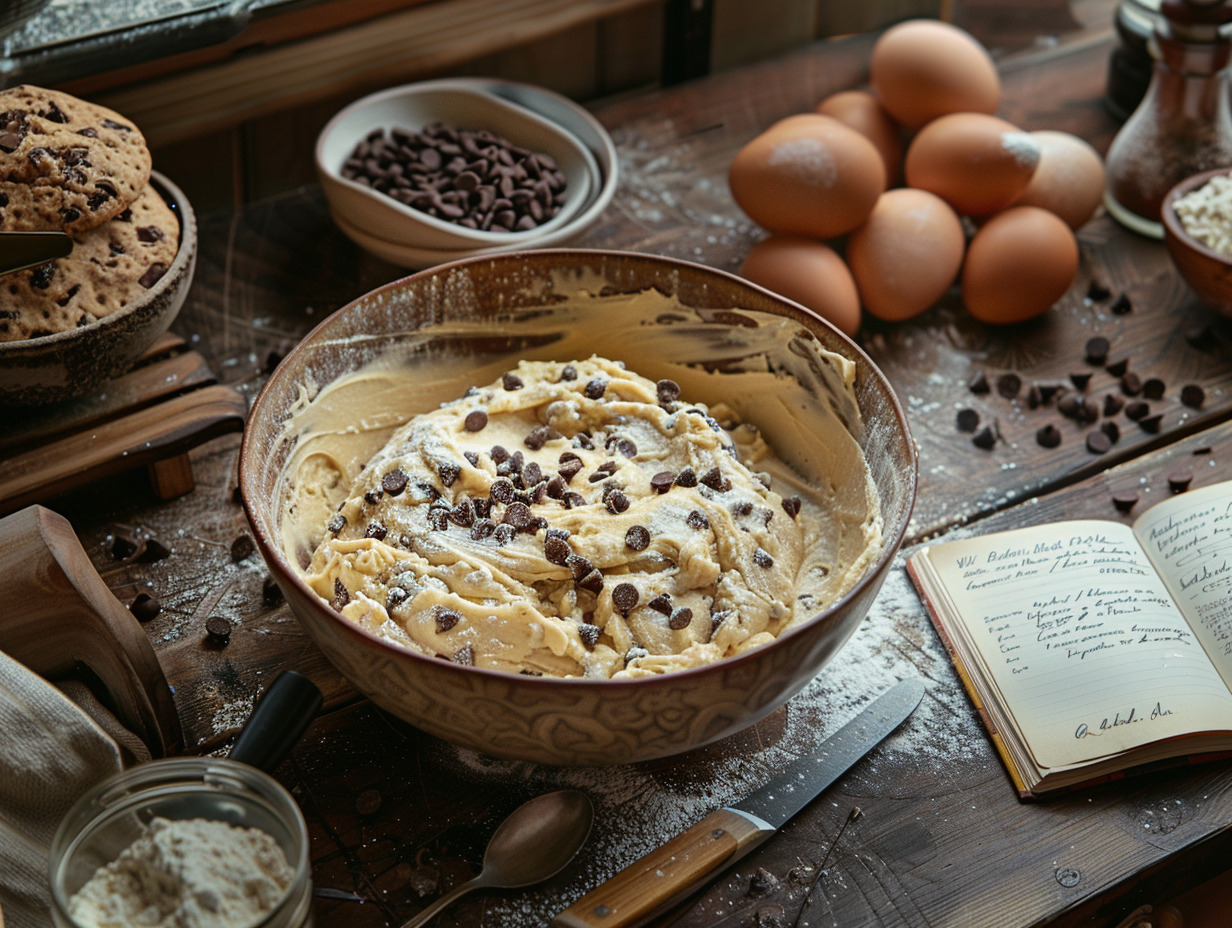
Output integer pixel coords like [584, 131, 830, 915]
[551, 676, 925, 928]
[1, 231, 73, 277]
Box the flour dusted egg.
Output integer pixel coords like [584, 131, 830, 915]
[904, 113, 1040, 217]
[1010, 130, 1105, 230]
[847, 188, 964, 321]
[729, 114, 886, 238]
[962, 206, 1078, 324]
[816, 89, 904, 183]
[869, 19, 1000, 130]
[739, 235, 861, 336]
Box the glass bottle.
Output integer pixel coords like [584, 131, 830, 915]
[1104, 0, 1232, 238]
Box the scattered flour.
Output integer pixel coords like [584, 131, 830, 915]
[1173, 173, 1232, 255]
[67, 816, 293, 928]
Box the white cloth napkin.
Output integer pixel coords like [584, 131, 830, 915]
[0, 648, 139, 928]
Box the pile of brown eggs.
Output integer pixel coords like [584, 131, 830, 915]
[731, 19, 1106, 336]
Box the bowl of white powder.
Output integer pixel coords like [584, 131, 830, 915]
[1163, 167, 1232, 318]
[48, 757, 312, 928]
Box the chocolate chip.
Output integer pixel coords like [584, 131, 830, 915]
[995, 373, 1021, 398]
[545, 534, 571, 564]
[502, 372, 523, 391]
[365, 521, 388, 540]
[625, 525, 651, 551]
[262, 576, 284, 607]
[956, 408, 979, 433]
[108, 532, 138, 560]
[451, 645, 474, 666]
[494, 522, 518, 544]
[377, 468, 406, 496]
[502, 501, 534, 529]
[1026, 384, 1043, 409]
[205, 616, 232, 645]
[605, 489, 630, 514]
[1103, 393, 1124, 416]
[579, 623, 600, 649]
[427, 507, 449, 531]
[700, 466, 731, 492]
[490, 478, 515, 503]
[558, 453, 583, 482]
[753, 548, 774, 568]
[566, 553, 594, 580]
[1087, 277, 1112, 301]
[138, 263, 168, 288]
[1084, 336, 1110, 365]
[563, 491, 586, 508]
[1105, 357, 1129, 378]
[130, 593, 161, 623]
[449, 501, 474, 527]
[1168, 470, 1193, 493]
[560, 364, 578, 381]
[1110, 292, 1133, 314]
[656, 379, 681, 404]
[675, 467, 698, 488]
[968, 371, 990, 394]
[230, 534, 254, 562]
[138, 539, 171, 563]
[782, 496, 801, 518]
[612, 583, 639, 616]
[1125, 400, 1150, 420]
[651, 471, 675, 493]
[1085, 430, 1111, 454]
[435, 607, 462, 632]
[1186, 324, 1216, 349]
[331, 578, 350, 611]
[1181, 384, 1205, 408]
[1069, 372, 1091, 391]
[972, 425, 997, 450]
[686, 509, 710, 530]
[0, 132, 19, 152]
[1142, 377, 1166, 400]
[668, 607, 693, 630]
[578, 570, 605, 594]
[1100, 420, 1120, 443]
[1036, 424, 1061, 448]
[464, 410, 488, 432]
[491, 445, 510, 464]
[439, 461, 461, 487]
[1112, 492, 1139, 513]
[584, 378, 607, 399]
[526, 425, 563, 450]
[364, 487, 384, 505]
[1138, 413, 1163, 433]
[608, 436, 638, 458]
[648, 593, 673, 615]
[1121, 372, 1142, 396]
[387, 586, 409, 609]
[327, 513, 347, 534]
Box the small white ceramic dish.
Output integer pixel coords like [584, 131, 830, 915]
[317, 83, 598, 250]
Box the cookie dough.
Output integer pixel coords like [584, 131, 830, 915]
[301, 356, 858, 679]
[0, 185, 179, 342]
[0, 84, 152, 233]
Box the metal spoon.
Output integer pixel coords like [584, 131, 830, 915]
[398, 789, 594, 928]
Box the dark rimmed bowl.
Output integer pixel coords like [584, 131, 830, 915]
[1162, 167, 1232, 318]
[239, 249, 916, 766]
[0, 171, 197, 406]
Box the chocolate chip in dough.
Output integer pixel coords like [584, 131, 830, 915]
[502, 372, 523, 391]
[451, 645, 475, 666]
[558, 453, 583, 482]
[647, 593, 673, 615]
[545, 533, 571, 565]
[675, 467, 698, 488]
[438, 461, 461, 487]
[656, 379, 681, 404]
[605, 489, 630, 514]
[753, 548, 774, 568]
[579, 623, 600, 649]
[650, 471, 675, 494]
[435, 607, 462, 632]
[686, 510, 710, 530]
[782, 496, 802, 518]
[578, 570, 605, 594]
[464, 410, 488, 432]
[668, 607, 693, 630]
[560, 364, 578, 381]
[625, 524, 651, 551]
[700, 466, 731, 492]
[612, 583, 639, 617]
[331, 579, 350, 611]
[584, 378, 607, 399]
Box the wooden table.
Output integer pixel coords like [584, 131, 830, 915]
[41, 5, 1232, 928]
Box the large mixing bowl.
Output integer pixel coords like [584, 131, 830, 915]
[239, 250, 915, 766]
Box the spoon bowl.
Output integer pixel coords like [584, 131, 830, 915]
[399, 789, 593, 928]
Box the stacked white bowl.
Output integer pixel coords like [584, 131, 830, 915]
[316, 79, 618, 269]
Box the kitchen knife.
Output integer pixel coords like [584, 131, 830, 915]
[0, 231, 72, 276]
[551, 676, 926, 928]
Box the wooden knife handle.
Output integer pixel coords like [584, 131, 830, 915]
[551, 807, 769, 928]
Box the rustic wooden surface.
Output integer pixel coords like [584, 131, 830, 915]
[28, 4, 1232, 928]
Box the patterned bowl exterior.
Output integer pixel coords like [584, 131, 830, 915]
[0, 171, 197, 406]
[240, 250, 917, 766]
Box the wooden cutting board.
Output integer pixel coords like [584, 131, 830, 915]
[0, 505, 182, 756]
[0, 332, 246, 517]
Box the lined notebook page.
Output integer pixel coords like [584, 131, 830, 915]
[922, 520, 1232, 769]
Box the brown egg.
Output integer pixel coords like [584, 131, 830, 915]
[962, 206, 1079, 324]
[729, 114, 886, 239]
[904, 113, 1040, 217]
[1010, 130, 1106, 230]
[869, 19, 1000, 130]
[847, 188, 965, 321]
[739, 235, 862, 336]
[816, 89, 904, 183]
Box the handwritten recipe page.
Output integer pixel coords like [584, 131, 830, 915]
[924, 518, 1232, 770]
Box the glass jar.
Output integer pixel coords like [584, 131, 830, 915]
[1107, 0, 1164, 119]
[1104, 0, 1232, 238]
[48, 757, 313, 928]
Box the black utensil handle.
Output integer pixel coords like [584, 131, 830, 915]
[229, 669, 323, 772]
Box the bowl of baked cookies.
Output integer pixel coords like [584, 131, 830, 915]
[239, 249, 916, 766]
[0, 85, 196, 406]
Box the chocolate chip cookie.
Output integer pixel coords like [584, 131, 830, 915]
[0, 84, 151, 234]
[0, 184, 179, 342]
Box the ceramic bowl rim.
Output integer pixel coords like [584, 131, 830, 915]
[240, 248, 917, 691]
[0, 169, 196, 354]
[314, 82, 598, 247]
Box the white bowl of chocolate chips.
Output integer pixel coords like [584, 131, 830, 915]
[316, 81, 599, 256]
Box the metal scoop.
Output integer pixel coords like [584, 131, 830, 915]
[398, 789, 594, 928]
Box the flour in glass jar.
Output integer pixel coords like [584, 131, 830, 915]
[67, 816, 293, 928]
